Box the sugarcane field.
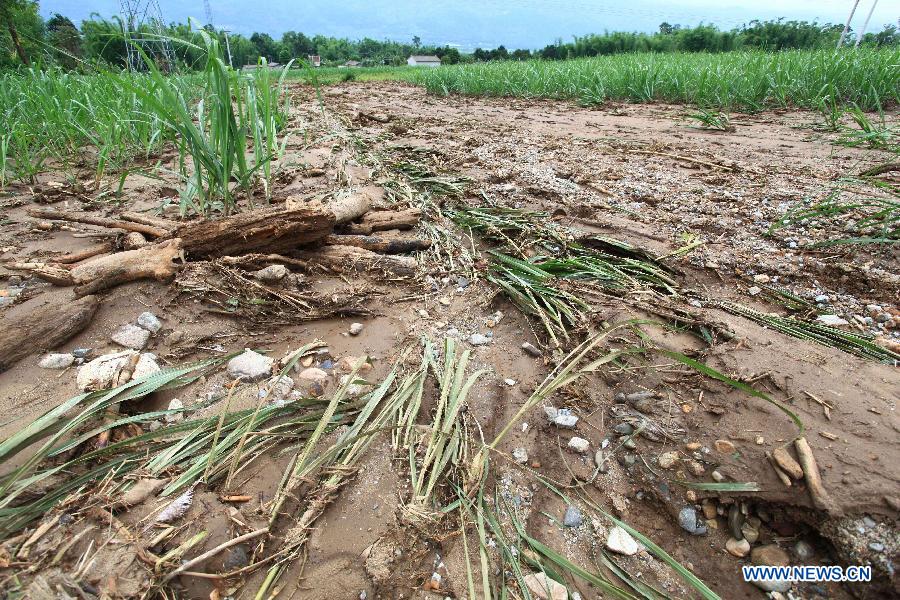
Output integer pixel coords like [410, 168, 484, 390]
[0, 3, 898, 600]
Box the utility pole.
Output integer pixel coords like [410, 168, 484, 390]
[855, 0, 879, 47]
[838, 0, 862, 48]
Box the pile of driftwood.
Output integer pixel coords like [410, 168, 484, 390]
[0, 193, 428, 372]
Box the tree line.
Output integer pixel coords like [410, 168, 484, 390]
[1, 0, 897, 71]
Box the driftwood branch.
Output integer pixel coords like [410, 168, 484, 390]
[5, 262, 74, 286]
[56, 243, 115, 264]
[70, 238, 184, 297]
[343, 208, 421, 235]
[120, 211, 179, 231]
[794, 437, 842, 515]
[298, 244, 417, 276]
[27, 208, 169, 238]
[0, 294, 98, 372]
[324, 234, 431, 254]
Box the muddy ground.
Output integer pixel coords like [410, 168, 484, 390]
[0, 81, 897, 599]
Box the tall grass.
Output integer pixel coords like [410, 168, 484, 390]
[407, 48, 900, 110]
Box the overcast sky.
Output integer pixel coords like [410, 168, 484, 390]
[41, 0, 898, 50]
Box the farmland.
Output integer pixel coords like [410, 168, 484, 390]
[0, 37, 898, 600]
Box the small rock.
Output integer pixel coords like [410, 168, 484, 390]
[523, 572, 567, 600]
[227, 349, 274, 382]
[658, 451, 679, 469]
[254, 264, 289, 282]
[165, 398, 184, 423]
[223, 545, 250, 570]
[349, 322, 364, 336]
[613, 423, 634, 435]
[794, 540, 814, 561]
[594, 449, 607, 471]
[685, 459, 705, 476]
[136, 312, 162, 333]
[741, 521, 760, 544]
[567, 437, 590, 454]
[728, 505, 745, 539]
[868, 541, 885, 552]
[512, 448, 529, 464]
[72, 348, 92, 359]
[815, 294, 829, 303]
[678, 506, 708, 535]
[748, 286, 762, 296]
[702, 501, 718, 520]
[751, 544, 790, 567]
[552, 409, 578, 429]
[456, 276, 470, 289]
[816, 314, 848, 327]
[38, 353, 75, 369]
[563, 505, 582, 527]
[714, 439, 736, 453]
[469, 333, 491, 346]
[132, 353, 161, 380]
[337, 356, 371, 373]
[504, 378, 517, 386]
[521, 342, 542, 357]
[726, 537, 751, 557]
[711, 470, 725, 482]
[543, 406, 558, 420]
[621, 437, 636, 450]
[606, 526, 639, 555]
[753, 274, 770, 284]
[752, 579, 792, 593]
[298, 367, 329, 385]
[339, 374, 369, 398]
[76, 351, 138, 391]
[111, 324, 151, 350]
[260, 375, 295, 402]
[862, 515, 876, 528]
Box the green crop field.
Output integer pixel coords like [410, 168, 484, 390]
[403, 48, 900, 111]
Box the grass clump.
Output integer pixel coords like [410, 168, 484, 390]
[405, 48, 900, 111]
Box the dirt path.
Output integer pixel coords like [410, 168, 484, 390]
[0, 81, 896, 599]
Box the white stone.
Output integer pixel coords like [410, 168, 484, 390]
[76, 351, 137, 391]
[39, 353, 75, 369]
[349, 322, 364, 336]
[512, 448, 529, 464]
[254, 264, 289, 282]
[552, 409, 578, 428]
[523, 572, 567, 600]
[132, 353, 161, 380]
[753, 274, 770, 284]
[606, 526, 639, 556]
[658, 451, 679, 469]
[136, 312, 162, 333]
[227, 349, 274, 382]
[165, 398, 184, 423]
[504, 378, 517, 386]
[298, 367, 329, 384]
[260, 375, 295, 402]
[111, 324, 151, 350]
[469, 333, 491, 346]
[567, 437, 590, 454]
[816, 314, 849, 327]
[748, 286, 762, 296]
[339, 374, 369, 398]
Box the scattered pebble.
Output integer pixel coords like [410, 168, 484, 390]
[751, 544, 791, 566]
[111, 324, 151, 350]
[563, 505, 582, 528]
[658, 451, 679, 469]
[726, 537, 751, 557]
[613, 423, 633, 435]
[38, 353, 75, 369]
[254, 264, 289, 282]
[714, 439, 736, 453]
[794, 540, 814, 561]
[164, 398, 184, 423]
[512, 448, 529, 464]
[521, 341, 542, 357]
[551, 409, 578, 429]
[523, 572, 567, 600]
[349, 322, 364, 336]
[678, 506, 708, 536]
[816, 314, 848, 327]
[748, 286, 762, 296]
[136, 312, 162, 333]
[504, 378, 517, 386]
[469, 333, 491, 346]
[606, 525, 639, 555]
[567, 437, 590, 454]
[227, 349, 274, 382]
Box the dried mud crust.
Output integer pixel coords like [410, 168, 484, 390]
[0, 80, 896, 599]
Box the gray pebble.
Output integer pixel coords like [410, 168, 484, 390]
[678, 506, 708, 536]
[613, 423, 634, 435]
[563, 505, 582, 528]
[868, 542, 885, 553]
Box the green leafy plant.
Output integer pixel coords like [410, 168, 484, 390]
[687, 108, 734, 131]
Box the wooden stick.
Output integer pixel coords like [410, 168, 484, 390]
[630, 149, 735, 172]
[219, 254, 309, 270]
[70, 238, 184, 297]
[160, 528, 268, 584]
[794, 437, 842, 515]
[297, 244, 417, 276]
[324, 234, 431, 254]
[27, 208, 169, 238]
[4, 261, 74, 286]
[120, 211, 178, 231]
[56, 243, 115, 264]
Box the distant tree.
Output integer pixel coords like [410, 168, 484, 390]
[495, 44, 508, 59]
[659, 22, 675, 35]
[473, 47, 486, 61]
[250, 32, 279, 61]
[0, 0, 41, 66]
[511, 48, 531, 60]
[412, 35, 421, 48]
[870, 24, 899, 46]
[437, 46, 461, 64]
[47, 13, 81, 68]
